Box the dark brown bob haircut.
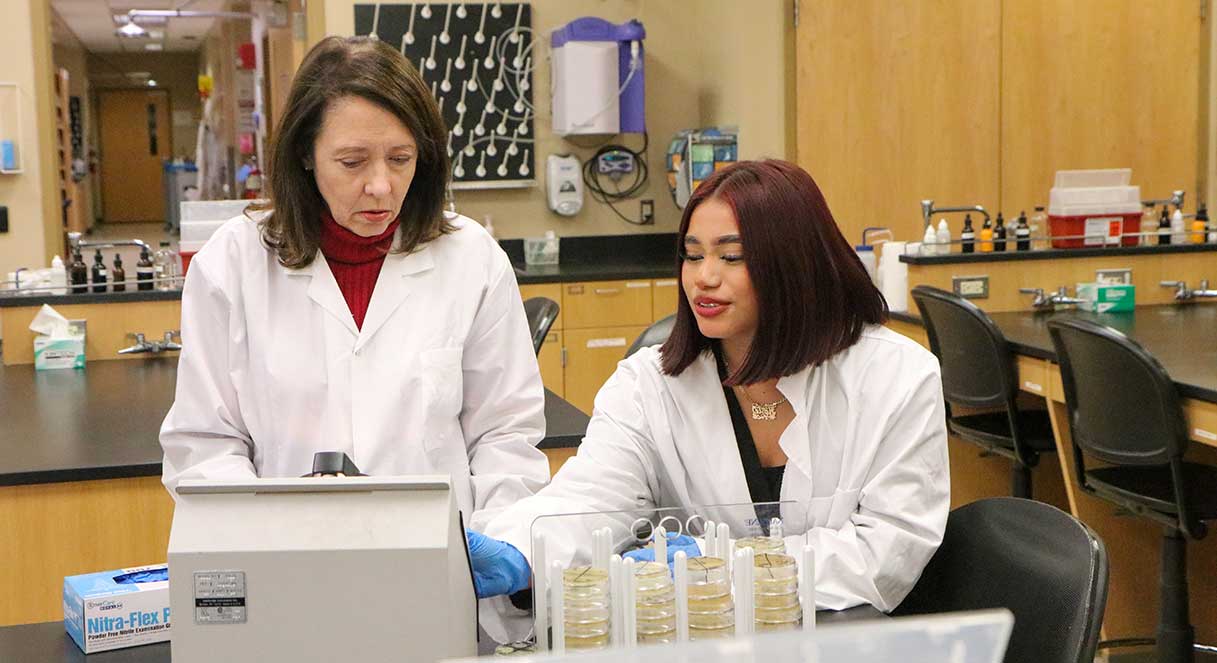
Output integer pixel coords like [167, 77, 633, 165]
[253, 35, 452, 268]
[659, 159, 888, 385]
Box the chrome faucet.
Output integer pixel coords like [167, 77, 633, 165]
[118, 330, 181, 355]
[920, 200, 991, 231]
[1160, 280, 1217, 301]
[1143, 190, 1186, 210]
[1019, 286, 1085, 310]
[67, 232, 151, 254]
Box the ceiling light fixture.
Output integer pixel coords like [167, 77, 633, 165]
[147, 80, 158, 87]
[145, 43, 164, 51]
[117, 22, 147, 37]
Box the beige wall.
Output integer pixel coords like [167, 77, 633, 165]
[87, 53, 202, 160]
[0, 0, 57, 279]
[317, 0, 791, 239]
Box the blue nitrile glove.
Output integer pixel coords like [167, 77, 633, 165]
[466, 529, 531, 599]
[622, 533, 702, 569]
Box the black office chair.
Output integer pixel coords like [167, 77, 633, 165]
[624, 314, 676, 358]
[894, 497, 1108, 663]
[522, 297, 559, 356]
[911, 286, 1057, 499]
[1048, 318, 1217, 663]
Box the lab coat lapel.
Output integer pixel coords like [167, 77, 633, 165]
[777, 367, 815, 482]
[355, 243, 435, 352]
[293, 254, 359, 338]
[671, 354, 754, 506]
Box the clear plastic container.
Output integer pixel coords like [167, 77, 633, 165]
[524, 232, 560, 266]
[735, 536, 786, 556]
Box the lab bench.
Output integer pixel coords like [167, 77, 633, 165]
[0, 606, 887, 662]
[0, 359, 590, 626]
[895, 241, 1217, 314]
[884, 303, 1217, 644]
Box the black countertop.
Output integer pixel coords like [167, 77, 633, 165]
[1, 606, 887, 663]
[0, 289, 183, 308]
[885, 304, 1217, 402]
[899, 242, 1217, 265]
[0, 235, 680, 305]
[502, 233, 678, 285]
[0, 360, 589, 487]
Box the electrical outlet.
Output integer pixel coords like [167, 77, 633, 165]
[952, 275, 989, 299]
[640, 199, 654, 225]
[0, 206, 7, 233]
[1095, 268, 1132, 285]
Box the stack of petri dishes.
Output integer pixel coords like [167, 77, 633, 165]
[563, 566, 611, 650]
[633, 561, 677, 644]
[685, 556, 734, 639]
[752, 552, 801, 632]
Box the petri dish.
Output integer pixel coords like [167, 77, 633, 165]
[735, 536, 786, 555]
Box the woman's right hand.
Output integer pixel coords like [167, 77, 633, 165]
[465, 529, 531, 598]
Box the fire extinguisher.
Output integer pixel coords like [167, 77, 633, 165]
[243, 158, 262, 200]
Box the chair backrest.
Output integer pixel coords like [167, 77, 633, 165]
[522, 297, 559, 356]
[911, 286, 1020, 410]
[893, 497, 1108, 663]
[625, 314, 677, 359]
[1047, 318, 1186, 466]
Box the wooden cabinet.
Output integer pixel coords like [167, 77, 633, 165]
[562, 279, 654, 329]
[537, 330, 563, 397]
[563, 326, 649, 413]
[519, 277, 681, 413]
[652, 278, 680, 321]
[796, 0, 1202, 245]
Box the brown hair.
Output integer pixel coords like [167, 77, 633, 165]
[659, 159, 888, 384]
[253, 35, 452, 267]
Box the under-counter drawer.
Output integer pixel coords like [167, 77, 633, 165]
[652, 278, 680, 321]
[563, 326, 648, 413]
[562, 280, 653, 329]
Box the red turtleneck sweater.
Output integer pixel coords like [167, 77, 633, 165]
[319, 212, 399, 330]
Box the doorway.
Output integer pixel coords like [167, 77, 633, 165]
[97, 89, 170, 223]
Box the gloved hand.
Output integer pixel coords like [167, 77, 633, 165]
[623, 533, 702, 569]
[465, 529, 531, 599]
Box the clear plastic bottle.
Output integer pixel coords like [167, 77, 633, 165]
[1139, 202, 1157, 246]
[1029, 206, 1048, 247]
[153, 241, 181, 291]
[49, 255, 67, 295]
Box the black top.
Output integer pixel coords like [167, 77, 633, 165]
[716, 352, 786, 529]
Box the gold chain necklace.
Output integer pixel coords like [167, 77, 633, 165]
[736, 385, 787, 421]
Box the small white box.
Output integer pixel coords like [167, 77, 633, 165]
[63, 564, 171, 654]
[33, 319, 85, 371]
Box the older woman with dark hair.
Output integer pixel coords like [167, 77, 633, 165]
[160, 35, 549, 597]
[475, 159, 949, 639]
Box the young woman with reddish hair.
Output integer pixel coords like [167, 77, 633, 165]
[473, 160, 948, 641]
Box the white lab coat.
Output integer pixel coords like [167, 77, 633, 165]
[160, 212, 550, 528]
[484, 325, 949, 642]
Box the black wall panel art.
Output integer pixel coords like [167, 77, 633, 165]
[354, 3, 536, 189]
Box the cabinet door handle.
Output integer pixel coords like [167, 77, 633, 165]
[593, 288, 621, 295]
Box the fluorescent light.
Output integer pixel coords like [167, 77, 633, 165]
[145, 43, 163, 51]
[147, 79, 158, 87]
[118, 22, 147, 37]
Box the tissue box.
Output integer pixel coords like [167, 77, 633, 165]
[33, 320, 86, 370]
[1076, 283, 1136, 313]
[63, 564, 171, 654]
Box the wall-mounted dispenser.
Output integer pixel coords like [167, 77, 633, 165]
[551, 17, 646, 136]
